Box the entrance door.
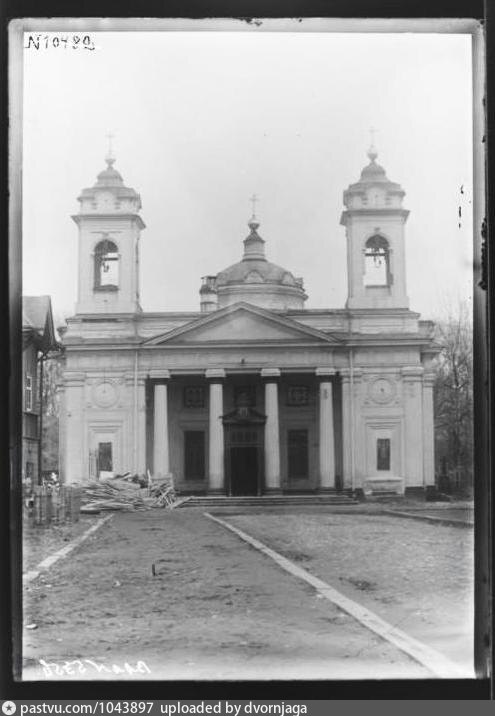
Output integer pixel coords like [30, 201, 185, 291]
[230, 446, 259, 496]
[98, 441, 113, 479]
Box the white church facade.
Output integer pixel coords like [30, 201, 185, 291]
[59, 146, 438, 497]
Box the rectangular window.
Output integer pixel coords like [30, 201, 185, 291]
[25, 461, 34, 481]
[287, 385, 309, 406]
[25, 375, 33, 412]
[288, 429, 309, 480]
[184, 431, 206, 480]
[377, 438, 391, 471]
[184, 386, 205, 408]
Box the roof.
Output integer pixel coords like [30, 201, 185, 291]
[215, 220, 305, 293]
[22, 296, 59, 351]
[216, 258, 302, 288]
[343, 150, 405, 199]
[77, 158, 142, 208]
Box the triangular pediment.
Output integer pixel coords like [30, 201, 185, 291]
[143, 302, 340, 346]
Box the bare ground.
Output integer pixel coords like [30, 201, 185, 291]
[23, 516, 97, 572]
[224, 512, 474, 673]
[22, 510, 433, 681]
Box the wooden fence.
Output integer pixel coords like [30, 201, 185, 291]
[25, 485, 82, 526]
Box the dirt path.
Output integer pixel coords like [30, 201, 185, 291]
[224, 512, 474, 674]
[23, 510, 430, 681]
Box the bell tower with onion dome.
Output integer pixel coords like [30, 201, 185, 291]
[73, 138, 145, 315]
[340, 138, 410, 310]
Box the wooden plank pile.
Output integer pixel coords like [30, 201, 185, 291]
[148, 475, 176, 508]
[81, 478, 150, 512]
[81, 474, 180, 512]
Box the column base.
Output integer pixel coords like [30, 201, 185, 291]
[207, 488, 226, 496]
[264, 487, 282, 495]
[317, 486, 337, 494]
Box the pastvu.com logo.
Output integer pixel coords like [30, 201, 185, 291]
[2, 702, 16, 715]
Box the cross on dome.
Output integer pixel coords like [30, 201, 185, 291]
[105, 131, 116, 167]
[367, 126, 378, 163]
[248, 193, 260, 231]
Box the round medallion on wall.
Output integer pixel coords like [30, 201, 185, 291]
[369, 377, 396, 405]
[93, 381, 118, 408]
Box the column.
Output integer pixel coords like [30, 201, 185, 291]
[261, 368, 281, 494]
[206, 369, 225, 494]
[152, 370, 170, 477]
[422, 372, 436, 487]
[316, 368, 336, 491]
[340, 369, 352, 490]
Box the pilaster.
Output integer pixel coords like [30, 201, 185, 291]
[316, 368, 336, 491]
[402, 366, 425, 488]
[422, 372, 436, 487]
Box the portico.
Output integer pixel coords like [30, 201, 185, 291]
[146, 365, 340, 495]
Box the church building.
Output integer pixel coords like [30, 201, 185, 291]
[59, 145, 438, 497]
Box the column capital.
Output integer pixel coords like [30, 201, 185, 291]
[339, 368, 362, 381]
[316, 367, 336, 380]
[64, 372, 86, 386]
[205, 368, 226, 382]
[149, 369, 171, 381]
[401, 366, 424, 380]
[260, 368, 281, 382]
[424, 371, 436, 386]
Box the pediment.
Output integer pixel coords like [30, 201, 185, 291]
[144, 303, 339, 346]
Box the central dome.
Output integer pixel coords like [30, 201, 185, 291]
[200, 218, 307, 312]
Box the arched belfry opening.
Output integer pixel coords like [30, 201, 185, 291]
[341, 144, 409, 309]
[94, 239, 119, 290]
[363, 235, 391, 287]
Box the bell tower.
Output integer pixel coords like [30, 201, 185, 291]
[73, 144, 145, 315]
[340, 141, 409, 310]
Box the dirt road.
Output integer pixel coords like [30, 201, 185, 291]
[225, 512, 474, 673]
[23, 510, 431, 681]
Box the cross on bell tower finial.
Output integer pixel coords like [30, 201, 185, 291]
[105, 131, 116, 167]
[248, 193, 260, 232]
[367, 127, 378, 162]
[249, 193, 258, 220]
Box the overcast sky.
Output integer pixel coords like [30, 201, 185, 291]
[22, 26, 474, 323]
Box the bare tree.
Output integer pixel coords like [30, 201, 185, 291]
[40, 353, 64, 474]
[433, 301, 473, 494]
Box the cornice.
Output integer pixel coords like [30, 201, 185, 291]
[71, 213, 146, 230]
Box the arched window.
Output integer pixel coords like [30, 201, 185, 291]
[94, 239, 119, 289]
[364, 235, 391, 287]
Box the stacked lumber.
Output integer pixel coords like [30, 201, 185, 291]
[149, 477, 176, 508]
[81, 478, 148, 512]
[81, 475, 180, 511]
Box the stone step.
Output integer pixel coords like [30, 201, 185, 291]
[177, 494, 357, 508]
